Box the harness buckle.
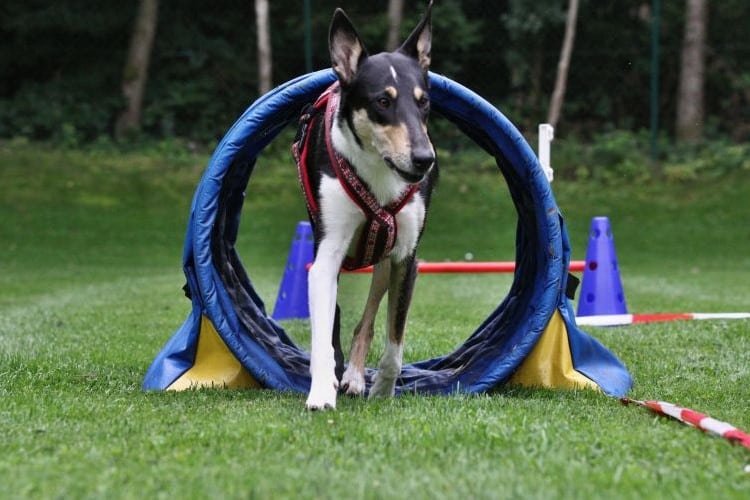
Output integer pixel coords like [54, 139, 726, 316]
[294, 103, 316, 145]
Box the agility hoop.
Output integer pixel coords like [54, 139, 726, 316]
[143, 70, 632, 397]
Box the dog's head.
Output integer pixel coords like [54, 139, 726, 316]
[329, 2, 435, 184]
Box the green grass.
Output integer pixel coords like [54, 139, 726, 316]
[1, 141, 749, 499]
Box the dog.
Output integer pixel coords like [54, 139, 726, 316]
[293, 2, 437, 410]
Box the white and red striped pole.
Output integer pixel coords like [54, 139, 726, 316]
[622, 398, 750, 453]
[576, 312, 750, 327]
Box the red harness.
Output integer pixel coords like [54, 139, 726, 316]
[293, 82, 420, 271]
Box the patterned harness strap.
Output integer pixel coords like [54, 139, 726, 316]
[293, 82, 420, 271]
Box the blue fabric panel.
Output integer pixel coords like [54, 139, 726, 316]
[142, 302, 202, 390]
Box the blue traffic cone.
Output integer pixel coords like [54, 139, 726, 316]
[577, 216, 628, 317]
[272, 221, 314, 320]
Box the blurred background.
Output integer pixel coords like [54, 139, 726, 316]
[2, 0, 747, 156]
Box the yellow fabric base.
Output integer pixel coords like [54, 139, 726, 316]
[508, 310, 600, 392]
[168, 315, 261, 391]
[165, 311, 596, 393]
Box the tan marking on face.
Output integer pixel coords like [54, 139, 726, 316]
[355, 112, 401, 153]
[380, 123, 410, 158]
[384, 86, 398, 99]
[413, 87, 425, 102]
[352, 109, 374, 144]
[353, 107, 410, 164]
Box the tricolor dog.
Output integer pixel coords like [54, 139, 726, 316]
[293, 2, 437, 410]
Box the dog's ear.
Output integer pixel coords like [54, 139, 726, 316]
[399, 0, 432, 72]
[329, 8, 368, 86]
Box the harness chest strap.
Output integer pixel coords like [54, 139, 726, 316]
[292, 82, 420, 270]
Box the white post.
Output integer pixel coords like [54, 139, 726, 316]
[538, 123, 554, 182]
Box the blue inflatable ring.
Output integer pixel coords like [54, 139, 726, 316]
[143, 69, 632, 397]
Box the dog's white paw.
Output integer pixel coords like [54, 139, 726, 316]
[368, 372, 396, 399]
[305, 377, 339, 411]
[341, 366, 365, 396]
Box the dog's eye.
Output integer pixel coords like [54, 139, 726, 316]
[375, 97, 391, 109]
[417, 96, 430, 109]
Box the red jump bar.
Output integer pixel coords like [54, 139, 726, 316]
[339, 260, 586, 274]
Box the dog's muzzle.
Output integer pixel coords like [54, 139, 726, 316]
[385, 156, 432, 184]
[384, 151, 435, 184]
[411, 154, 435, 174]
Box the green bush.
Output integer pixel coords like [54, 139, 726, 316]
[552, 130, 652, 183]
[0, 81, 121, 143]
[664, 140, 750, 181]
[547, 130, 748, 185]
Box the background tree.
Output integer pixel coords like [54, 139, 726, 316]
[386, 0, 405, 51]
[675, 0, 708, 143]
[500, 0, 565, 130]
[115, 0, 159, 139]
[547, 0, 579, 128]
[255, 0, 273, 95]
[1, 1, 748, 144]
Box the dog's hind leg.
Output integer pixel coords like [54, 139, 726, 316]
[333, 304, 344, 384]
[369, 254, 417, 398]
[341, 260, 391, 396]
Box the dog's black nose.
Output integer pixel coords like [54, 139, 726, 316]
[412, 154, 435, 173]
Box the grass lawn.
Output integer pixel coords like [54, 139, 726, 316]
[1, 140, 749, 499]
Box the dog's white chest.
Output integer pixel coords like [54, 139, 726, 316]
[318, 175, 425, 265]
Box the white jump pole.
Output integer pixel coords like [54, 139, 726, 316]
[538, 123, 554, 182]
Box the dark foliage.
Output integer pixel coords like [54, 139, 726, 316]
[0, 0, 748, 143]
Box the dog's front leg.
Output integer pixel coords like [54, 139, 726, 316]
[369, 254, 418, 398]
[306, 240, 348, 411]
